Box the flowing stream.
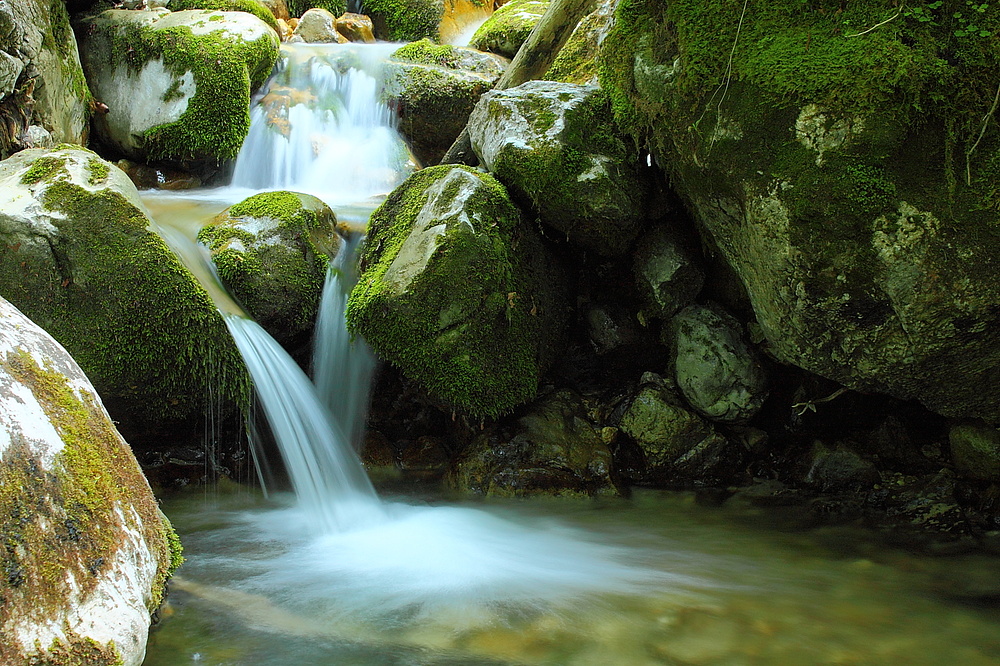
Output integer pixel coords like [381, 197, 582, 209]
[140, 43, 1000, 665]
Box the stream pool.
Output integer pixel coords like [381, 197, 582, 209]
[143, 485, 1000, 665]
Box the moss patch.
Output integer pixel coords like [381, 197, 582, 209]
[363, 0, 443, 42]
[286, 0, 347, 18]
[470, 0, 548, 58]
[168, 0, 280, 31]
[20, 157, 68, 186]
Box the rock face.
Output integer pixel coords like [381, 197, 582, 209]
[672, 303, 768, 423]
[78, 8, 279, 165]
[199, 190, 342, 352]
[0, 296, 181, 666]
[0, 0, 90, 158]
[469, 81, 650, 256]
[469, 0, 548, 59]
[384, 39, 505, 166]
[0, 146, 248, 443]
[600, 0, 1000, 421]
[347, 164, 567, 419]
[449, 389, 614, 496]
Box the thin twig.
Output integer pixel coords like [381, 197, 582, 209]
[791, 387, 848, 416]
[965, 79, 1000, 185]
[845, 7, 902, 38]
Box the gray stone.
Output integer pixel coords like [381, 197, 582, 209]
[0, 51, 24, 98]
[633, 223, 704, 320]
[804, 444, 879, 491]
[672, 303, 768, 423]
[293, 8, 347, 42]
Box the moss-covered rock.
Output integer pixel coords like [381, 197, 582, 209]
[448, 388, 614, 496]
[0, 296, 180, 666]
[468, 80, 651, 256]
[286, 0, 347, 19]
[0, 0, 91, 158]
[77, 8, 279, 166]
[362, 0, 444, 42]
[383, 39, 505, 165]
[347, 164, 568, 419]
[949, 420, 1000, 482]
[469, 0, 548, 59]
[600, 0, 1000, 421]
[198, 190, 341, 353]
[545, 0, 616, 85]
[168, 0, 281, 31]
[0, 145, 249, 443]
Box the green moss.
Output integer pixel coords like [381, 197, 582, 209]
[362, 0, 443, 42]
[286, 0, 347, 18]
[226, 190, 319, 227]
[20, 156, 67, 185]
[97, 11, 279, 162]
[347, 165, 563, 419]
[391, 38, 462, 67]
[86, 158, 110, 186]
[25, 634, 123, 666]
[0, 350, 173, 657]
[169, 0, 280, 31]
[470, 0, 548, 57]
[545, 7, 605, 84]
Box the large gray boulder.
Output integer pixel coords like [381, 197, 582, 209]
[469, 81, 650, 256]
[0, 145, 247, 442]
[633, 223, 704, 321]
[0, 0, 90, 158]
[672, 303, 768, 423]
[77, 8, 279, 165]
[600, 1, 1000, 422]
[347, 164, 568, 419]
[0, 296, 180, 666]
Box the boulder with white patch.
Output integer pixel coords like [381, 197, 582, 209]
[468, 81, 650, 256]
[0, 296, 180, 666]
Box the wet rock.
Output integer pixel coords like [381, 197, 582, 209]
[584, 303, 644, 355]
[469, 81, 650, 256]
[878, 471, 972, 545]
[116, 159, 202, 190]
[449, 389, 614, 496]
[469, 0, 548, 59]
[384, 39, 504, 166]
[672, 303, 768, 423]
[949, 420, 1000, 482]
[0, 296, 180, 666]
[335, 12, 376, 42]
[260, 0, 290, 20]
[199, 191, 341, 355]
[544, 0, 617, 85]
[804, 444, 880, 492]
[347, 165, 568, 419]
[293, 8, 349, 42]
[438, 0, 493, 45]
[633, 223, 704, 320]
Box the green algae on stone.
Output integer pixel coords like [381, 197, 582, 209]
[347, 165, 567, 419]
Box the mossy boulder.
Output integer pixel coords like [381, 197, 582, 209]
[468, 81, 651, 256]
[0, 146, 248, 444]
[633, 222, 704, 321]
[448, 389, 614, 496]
[361, 0, 444, 42]
[347, 164, 568, 419]
[167, 0, 281, 31]
[600, 0, 1000, 421]
[198, 190, 342, 353]
[545, 0, 616, 85]
[77, 8, 279, 166]
[0, 296, 181, 666]
[0, 0, 91, 158]
[469, 0, 548, 59]
[383, 39, 505, 165]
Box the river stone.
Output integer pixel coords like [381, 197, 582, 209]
[78, 8, 279, 165]
[335, 12, 376, 42]
[468, 80, 650, 256]
[293, 8, 348, 42]
[633, 223, 704, 320]
[469, 0, 548, 59]
[599, 1, 1000, 421]
[449, 389, 613, 496]
[804, 444, 879, 491]
[0, 0, 89, 158]
[949, 421, 1000, 482]
[618, 383, 733, 484]
[672, 303, 768, 423]
[198, 190, 342, 352]
[347, 164, 568, 419]
[384, 39, 504, 166]
[0, 296, 180, 666]
[0, 145, 247, 444]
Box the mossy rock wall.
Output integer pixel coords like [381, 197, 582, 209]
[198, 190, 342, 354]
[77, 8, 279, 166]
[600, 0, 1000, 421]
[361, 0, 444, 42]
[347, 164, 568, 419]
[0, 296, 180, 666]
[0, 146, 249, 442]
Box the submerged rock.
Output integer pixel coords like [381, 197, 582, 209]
[384, 39, 505, 166]
[0, 296, 181, 666]
[0, 146, 248, 444]
[469, 81, 650, 256]
[671, 303, 768, 423]
[600, 1, 1000, 421]
[469, 0, 548, 59]
[78, 8, 279, 166]
[347, 164, 568, 419]
[199, 190, 342, 353]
